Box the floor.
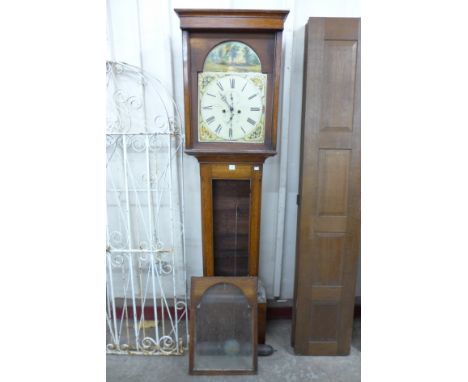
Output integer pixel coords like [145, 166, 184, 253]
[107, 318, 361, 382]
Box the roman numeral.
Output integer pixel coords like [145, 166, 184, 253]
[206, 116, 215, 124]
[250, 107, 260, 111]
[241, 82, 247, 92]
[229, 127, 233, 139]
[247, 118, 256, 126]
[230, 78, 235, 88]
[207, 93, 216, 97]
[240, 126, 246, 134]
[248, 94, 257, 100]
[216, 81, 224, 91]
[215, 124, 222, 134]
[202, 106, 213, 110]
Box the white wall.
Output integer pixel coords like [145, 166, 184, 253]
[107, 0, 361, 299]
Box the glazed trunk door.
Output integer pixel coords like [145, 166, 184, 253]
[292, 18, 360, 355]
[200, 163, 262, 277]
[212, 179, 251, 276]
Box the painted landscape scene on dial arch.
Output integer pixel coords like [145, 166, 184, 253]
[203, 41, 261, 73]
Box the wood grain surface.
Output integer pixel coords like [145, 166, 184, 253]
[292, 17, 360, 356]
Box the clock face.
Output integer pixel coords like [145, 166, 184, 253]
[198, 72, 267, 143]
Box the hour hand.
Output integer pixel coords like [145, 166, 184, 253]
[219, 93, 233, 111]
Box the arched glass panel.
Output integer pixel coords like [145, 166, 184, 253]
[203, 41, 261, 72]
[194, 282, 254, 372]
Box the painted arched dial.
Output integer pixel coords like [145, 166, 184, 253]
[198, 72, 267, 143]
[203, 41, 262, 73]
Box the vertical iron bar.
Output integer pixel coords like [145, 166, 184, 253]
[150, 252, 160, 345]
[106, 252, 119, 345]
[118, 269, 131, 342]
[138, 256, 145, 339]
[122, 134, 140, 350]
[145, 134, 161, 344]
[168, 130, 179, 353]
[175, 110, 189, 346]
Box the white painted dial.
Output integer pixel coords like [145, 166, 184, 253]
[199, 73, 265, 142]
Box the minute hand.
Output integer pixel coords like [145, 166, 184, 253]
[219, 93, 233, 111]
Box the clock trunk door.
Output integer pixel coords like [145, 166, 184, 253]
[200, 163, 262, 277]
[212, 179, 251, 276]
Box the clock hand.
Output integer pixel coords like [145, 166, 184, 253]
[229, 93, 237, 123]
[228, 94, 234, 127]
[220, 92, 234, 126]
[219, 93, 232, 111]
[230, 92, 236, 111]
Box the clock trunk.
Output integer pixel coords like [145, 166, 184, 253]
[212, 179, 251, 276]
[176, 9, 289, 352]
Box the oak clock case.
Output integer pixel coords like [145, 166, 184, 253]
[175, 10, 288, 351]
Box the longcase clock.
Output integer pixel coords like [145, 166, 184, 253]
[175, 9, 288, 342]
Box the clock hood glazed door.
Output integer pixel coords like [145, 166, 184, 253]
[175, 9, 288, 159]
[187, 32, 280, 158]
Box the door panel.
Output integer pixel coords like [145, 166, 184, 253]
[292, 17, 360, 355]
[321, 40, 357, 130]
[317, 149, 351, 216]
[312, 234, 346, 285]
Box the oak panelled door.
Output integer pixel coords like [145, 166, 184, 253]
[292, 17, 360, 355]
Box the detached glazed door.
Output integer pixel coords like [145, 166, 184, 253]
[292, 17, 360, 355]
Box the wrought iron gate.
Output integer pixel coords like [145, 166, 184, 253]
[106, 61, 188, 355]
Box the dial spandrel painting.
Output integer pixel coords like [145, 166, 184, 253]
[198, 71, 267, 143]
[203, 41, 261, 73]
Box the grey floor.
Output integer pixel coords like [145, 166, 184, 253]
[107, 318, 361, 382]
